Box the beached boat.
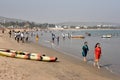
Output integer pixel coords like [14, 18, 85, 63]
[0, 49, 57, 62]
[0, 50, 16, 57]
[15, 51, 42, 60]
[101, 34, 112, 38]
[41, 55, 57, 62]
[71, 35, 85, 39]
[0, 49, 41, 60]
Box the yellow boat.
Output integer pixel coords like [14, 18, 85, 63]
[41, 55, 57, 62]
[0, 50, 16, 58]
[15, 51, 42, 61]
[71, 35, 85, 39]
[0, 49, 57, 62]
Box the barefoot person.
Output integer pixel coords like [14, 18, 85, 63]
[82, 42, 89, 62]
[35, 34, 39, 42]
[94, 43, 101, 69]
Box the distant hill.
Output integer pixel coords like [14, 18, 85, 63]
[0, 16, 26, 23]
[57, 22, 120, 26]
[0, 16, 120, 27]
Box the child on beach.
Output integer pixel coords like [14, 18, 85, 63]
[94, 43, 102, 69]
[82, 42, 89, 62]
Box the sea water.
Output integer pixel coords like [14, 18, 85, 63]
[30, 29, 120, 75]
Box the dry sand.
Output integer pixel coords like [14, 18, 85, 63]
[0, 29, 119, 80]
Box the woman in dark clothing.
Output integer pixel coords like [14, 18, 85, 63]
[82, 42, 89, 62]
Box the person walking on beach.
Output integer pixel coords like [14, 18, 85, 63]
[62, 33, 65, 40]
[25, 32, 29, 42]
[68, 33, 71, 39]
[82, 42, 89, 62]
[52, 33, 55, 43]
[20, 32, 24, 43]
[16, 31, 21, 43]
[35, 34, 39, 42]
[57, 36, 60, 45]
[9, 30, 12, 38]
[2, 29, 4, 33]
[94, 43, 102, 69]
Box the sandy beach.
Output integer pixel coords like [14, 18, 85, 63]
[0, 29, 119, 80]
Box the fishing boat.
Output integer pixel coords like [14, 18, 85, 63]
[0, 49, 57, 62]
[101, 34, 112, 38]
[71, 35, 85, 39]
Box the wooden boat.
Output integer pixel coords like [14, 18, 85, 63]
[71, 35, 85, 39]
[0, 49, 57, 62]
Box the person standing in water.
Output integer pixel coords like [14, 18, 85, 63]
[52, 33, 55, 43]
[57, 36, 60, 45]
[82, 42, 89, 62]
[94, 43, 102, 69]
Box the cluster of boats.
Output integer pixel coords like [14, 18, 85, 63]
[71, 34, 112, 39]
[0, 49, 57, 62]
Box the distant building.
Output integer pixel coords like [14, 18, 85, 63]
[97, 25, 102, 27]
[47, 25, 63, 30]
[83, 25, 88, 29]
[55, 25, 64, 29]
[75, 26, 80, 29]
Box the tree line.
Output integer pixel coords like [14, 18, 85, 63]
[0, 21, 55, 29]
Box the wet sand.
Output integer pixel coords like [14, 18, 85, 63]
[0, 29, 119, 80]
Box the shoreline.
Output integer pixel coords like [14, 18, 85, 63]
[3, 27, 120, 32]
[47, 28, 120, 31]
[0, 31, 119, 80]
[36, 38, 120, 76]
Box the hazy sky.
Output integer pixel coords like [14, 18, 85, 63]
[0, 0, 120, 23]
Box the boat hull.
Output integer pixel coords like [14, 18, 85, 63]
[0, 49, 57, 62]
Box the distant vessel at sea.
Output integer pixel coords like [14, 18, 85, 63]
[71, 35, 85, 39]
[101, 34, 112, 38]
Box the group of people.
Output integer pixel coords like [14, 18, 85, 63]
[9, 30, 29, 43]
[82, 42, 101, 69]
[51, 33, 72, 45]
